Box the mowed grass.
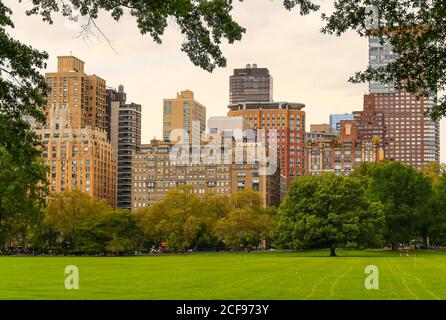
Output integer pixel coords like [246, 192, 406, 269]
[0, 250, 445, 300]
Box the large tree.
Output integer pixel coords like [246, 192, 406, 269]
[427, 173, 446, 244]
[214, 190, 276, 250]
[0, 1, 49, 248]
[0, 147, 47, 250]
[44, 190, 113, 251]
[136, 186, 204, 252]
[275, 174, 384, 256]
[77, 209, 143, 254]
[355, 161, 432, 248]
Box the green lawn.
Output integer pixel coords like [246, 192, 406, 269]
[0, 250, 445, 300]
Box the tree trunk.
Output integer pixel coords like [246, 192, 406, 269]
[391, 242, 399, 251]
[329, 246, 337, 257]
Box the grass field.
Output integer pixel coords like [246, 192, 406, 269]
[0, 250, 445, 300]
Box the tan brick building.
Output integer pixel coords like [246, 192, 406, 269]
[34, 55, 116, 206]
[163, 90, 206, 144]
[131, 139, 280, 210]
[38, 127, 116, 206]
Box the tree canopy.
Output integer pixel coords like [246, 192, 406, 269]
[275, 173, 384, 256]
[354, 161, 432, 248]
[17, 0, 446, 119]
[136, 187, 275, 252]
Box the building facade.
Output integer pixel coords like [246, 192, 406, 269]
[131, 139, 281, 210]
[106, 85, 142, 209]
[34, 56, 117, 206]
[38, 127, 117, 206]
[310, 123, 332, 134]
[162, 90, 206, 144]
[307, 121, 382, 176]
[354, 36, 440, 169]
[229, 64, 273, 104]
[227, 101, 306, 187]
[329, 113, 354, 133]
[45, 56, 107, 130]
[105, 84, 127, 141]
[355, 93, 439, 168]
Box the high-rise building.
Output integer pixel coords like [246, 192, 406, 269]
[45, 56, 107, 130]
[106, 85, 142, 209]
[354, 36, 440, 168]
[131, 139, 281, 209]
[38, 126, 117, 206]
[329, 113, 354, 133]
[163, 90, 206, 144]
[229, 64, 273, 104]
[307, 121, 383, 176]
[35, 56, 116, 206]
[227, 101, 306, 187]
[105, 84, 126, 141]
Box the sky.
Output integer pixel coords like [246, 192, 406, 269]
[5, 0, 446, 161]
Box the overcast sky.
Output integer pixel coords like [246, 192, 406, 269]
[6, 0, 446, 161]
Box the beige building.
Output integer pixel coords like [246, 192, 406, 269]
[131, 139, 280, 210]
[310, 123, 332, 134]
[45, 56, 106, 130]
[207, 116, 247, 137]
[163, 90, 206, 144]
[34, 55, 116, 206]
[38, 127, 117, 206]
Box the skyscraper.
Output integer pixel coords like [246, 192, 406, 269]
[229, 64, 273, 104]
[162, 90, 206, 144]
[35, 56, 116, 206]
[354, 36, 440, 168]
[106, 85, 142, 209]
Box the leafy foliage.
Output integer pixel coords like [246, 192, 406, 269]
[0, 1, 49, 249]
[136, 186, 204, 252]
[319, 0, 446, 120]
[44, 190, 113, 251]
[275, 174, 384, 256]
[24, 0, 248, 72]
[0, 147, 47, 249]
[136, 188, 275, 252]
[215, 190, 276, 250]
[78, 209, 143, 253]
[22, 0, 446, 118]
[354, 161, 432, 247]
[425, 172, 446, 244]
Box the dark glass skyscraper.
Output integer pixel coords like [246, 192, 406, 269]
[229, 64, 273, 104]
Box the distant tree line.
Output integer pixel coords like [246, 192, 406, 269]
[2, 188, 275, 255]
[2, 161, 446, 256]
